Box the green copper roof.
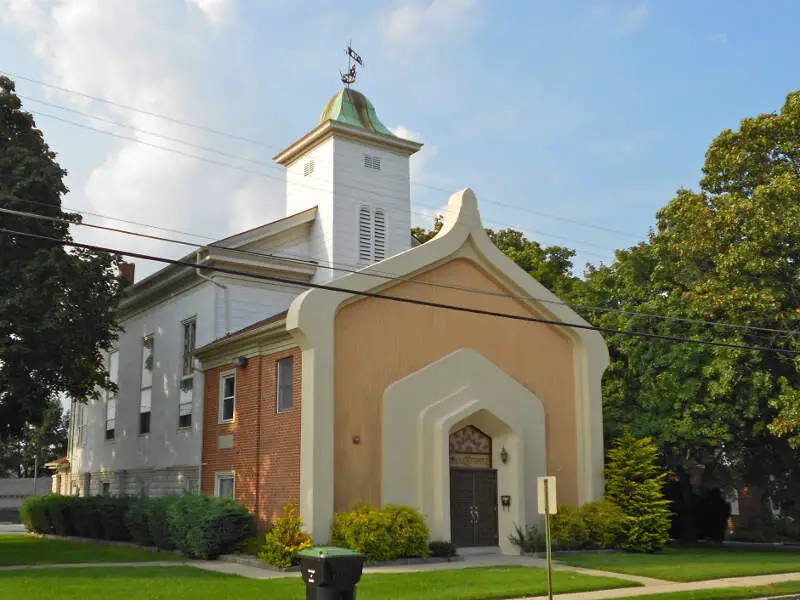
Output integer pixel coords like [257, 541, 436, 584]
[319, 88, 395, 137]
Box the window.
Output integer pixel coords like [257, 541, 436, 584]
[303, 159, 314, 177]
[105, 350, 118, 440]
[363, 154, 381, 170]
[219, 372, 235, 423]
[140, 335, 154, 435]
[215, 472, 235, 498]
[102, 482, 111, 496]
[277, 356, 294, 413]
[179, 319, 196, 428]
[74, 402, 86, 447]
[357, 206, 388, 263]
[184, 478, 199, 495]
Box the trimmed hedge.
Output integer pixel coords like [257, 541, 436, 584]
[330, 503, 431, 562]
[20, 492, 255, 560]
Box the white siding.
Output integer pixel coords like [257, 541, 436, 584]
[331, 138, 412, 280]
[285, 140, 336, 282]
[70, 282, 215, 476]
[213, 277, 302, 337]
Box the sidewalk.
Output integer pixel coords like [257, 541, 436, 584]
[514, 571, 800, 599]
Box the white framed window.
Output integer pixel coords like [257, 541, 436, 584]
[105, 350, 118, 440]
[277, 356, 294, 413]
[219, 371, 236, 423]
[179, 318, 196, 428]
[214, 472, 235, 498]
[74, 402, 87, 447]
[139, 335, 154, 435]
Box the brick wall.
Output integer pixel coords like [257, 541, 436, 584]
[202, 347, 302, 530]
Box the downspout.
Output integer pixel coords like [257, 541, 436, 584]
[195, 250, 231, 336]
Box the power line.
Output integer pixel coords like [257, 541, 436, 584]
[1, 225, 797, 356]
[4, 69, 644, 241]
[2, 201, 795, 339]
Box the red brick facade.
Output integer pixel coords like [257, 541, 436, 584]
[201, 347, 302, 529]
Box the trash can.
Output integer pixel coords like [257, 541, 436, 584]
[298, 546, 365, 600]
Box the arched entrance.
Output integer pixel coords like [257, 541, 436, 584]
[449, 425, 499, 547]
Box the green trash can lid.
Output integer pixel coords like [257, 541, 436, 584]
[297, 546, 364, 559]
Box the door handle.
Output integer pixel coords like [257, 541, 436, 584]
[474, 506, 479, 523]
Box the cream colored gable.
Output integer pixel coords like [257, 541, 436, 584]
[286, 188, 610, 543]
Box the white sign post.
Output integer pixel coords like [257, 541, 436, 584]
[537, 476, 557, 600]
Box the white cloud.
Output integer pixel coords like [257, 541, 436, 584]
[390, 123, 440, 184]
[619, 4, 648, 34]
[1, 0, 283, 279]
[708, 32, 728, 44]
[185, 0, 234, 28]
[384, 0, 479, 48]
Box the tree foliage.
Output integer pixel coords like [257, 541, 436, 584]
[605, 431, 672, 553]
[0, 398, 68, 478]
[0, 75, 123, 441]
[411, 216, 578, 295]
[575, 89, 800, 525]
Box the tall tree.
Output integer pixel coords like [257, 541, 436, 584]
[412, 217, 579, 295]
[0, 398, 68, 478]
[0, 76, 123, 442]
[576, 89, 800, 530]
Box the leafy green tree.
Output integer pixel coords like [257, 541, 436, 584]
[412, 217, 578, 295]
[0, 75, 123, 441]
[605, 431, 672, 553]
[576, 89, 800, 533]
[0, 398, 68, 478]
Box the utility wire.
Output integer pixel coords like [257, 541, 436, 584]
[4, 69, 642, 240]
[1, 225, 797, 355]
[2, 202, 796, 339]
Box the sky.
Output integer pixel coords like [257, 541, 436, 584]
[1, 0, 799, 279]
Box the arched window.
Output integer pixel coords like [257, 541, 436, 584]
[358, 207, 372, 261]
[373, 209, 386, 261]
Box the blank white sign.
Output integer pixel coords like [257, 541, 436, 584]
[537, 476, 557, 515]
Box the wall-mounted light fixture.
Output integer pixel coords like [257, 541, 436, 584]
[231, 356, 248, 368]
[500, 446, 509, 464]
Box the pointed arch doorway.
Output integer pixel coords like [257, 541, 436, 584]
[449, 425, 499, 547]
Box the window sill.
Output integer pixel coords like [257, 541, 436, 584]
[176, 426, 193, 432]
[218, 419, 235, 425]
[138, 433, 150, 438]
[276, 408, 292, 414]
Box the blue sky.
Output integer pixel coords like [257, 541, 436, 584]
[1, 0, 799, 276]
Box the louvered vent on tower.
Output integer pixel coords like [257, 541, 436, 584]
[373, 209, 386, 261]
[358, 206, 372, 261]
[303, 160, 314, 177]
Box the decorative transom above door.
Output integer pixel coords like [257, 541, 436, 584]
[449, 425, 492, 469]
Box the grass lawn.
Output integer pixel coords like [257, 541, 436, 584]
[557, 548, 800, 582]
[0, 535, 184, 566]
[631, 580, 800, 599]
[0, 565, 637, 600]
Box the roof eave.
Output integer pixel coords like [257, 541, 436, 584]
[273, 120, 423, 167]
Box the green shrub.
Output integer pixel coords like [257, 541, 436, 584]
[47, 495, 77, 537]
[551, 504, 589, 550]
[166, 494, 256, 560]
[581, 501, 625, 549]
[382, 504, 431, 559]
[428, 540, 457, 558]
[20, 494, 57, 534]
[330, 503, 430, 562]
[70, 496, 105, 539]
[605, 431, 672, 553]
[96, 496, 134, 541]
[243, 531, 269, 557]
[508, 522, 546, 554]
[124, 499, 153, 547]
[258, 503, 312, 568]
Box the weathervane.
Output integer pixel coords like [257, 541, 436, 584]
[340, 42, 363, 87]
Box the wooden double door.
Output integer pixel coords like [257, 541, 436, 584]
[449, 468, 499, 547]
